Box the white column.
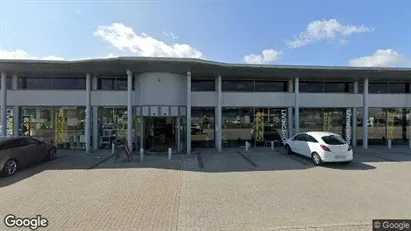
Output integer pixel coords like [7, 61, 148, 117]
[177, 116, 181, 152]
[352, 81, 358, 146]
[127, 70, 133, 151]
[362, 78, 369, 149]
[12, 74, 19, 136]
[294, 77, 300, 134]
[186, 71, 192, 155]
[1, 73, 7, 137]
[92, 107, 98, 150]
[85, 73, 91, 153]
[287, 79, 294, 137]
[216, 75, 222, 151]
[139, 115, 144, 151]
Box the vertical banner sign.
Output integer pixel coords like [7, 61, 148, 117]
[345, 109, 352, 145]
[6, 109, 13, 137]
[55, 109, 64, 144]
[23, 117, 30, 136]
[255, 112, 264, 142]
[281, 109, 288, 144]
[387, 111, 395, 140]
[323, 112, 331, 132]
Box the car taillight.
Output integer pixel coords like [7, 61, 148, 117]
[348, 145, 352, 151]
[320, 145, 330, 152]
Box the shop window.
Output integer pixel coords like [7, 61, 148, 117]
[222, 80, 254, 92]
[254, 81, 287, 92]
[388, 83, 409, 93]
[191, 79, 215, 91]
[323, 82, 352, 93]
[191, 107, 215, 148]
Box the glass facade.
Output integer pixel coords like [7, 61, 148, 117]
[97, 77, 134, 90]
[358, 82, 410, 93]
[191, 79, 215, 91]
[191, 107, 215, 148]
[222, 80, 288, 92]
[299, 82, 353, 93]
[98, 107, 130, 149]
[18, 77, 86, 90]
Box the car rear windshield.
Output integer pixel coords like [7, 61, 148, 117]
[321, 135, 346, 145]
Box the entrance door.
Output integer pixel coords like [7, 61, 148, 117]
[144, 117, 176, 153]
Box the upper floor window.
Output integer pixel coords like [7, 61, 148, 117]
[0, 77, 13, 89]
[222, 80, 254, 92]
[388, 83, 409, 93]
[18, 77, 53, 90]
[191, 79, 215, 91]
[299, 82, 324, 93]
[358, 82, 409, 94]
[254, 81, 288, 92]
[97, 77, 133, 90]
[53, 78, 86, 90]
[300, 81, 353, 93]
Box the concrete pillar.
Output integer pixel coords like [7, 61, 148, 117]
[139, 115, 144, 151]
[12, 74, 19, 137]
[362, 78, 369, 149]
[85, 73, 91, 153]
[216, 75, 222, 151]
[1, 73, 7, 137]
[287, 79, 294, 136]
[92, 107, 98, 150]
[177, 116, 181, 152]
[352, 81, 358, 146]
[186, 71, 192, 155]
[127, 70, 133, 151]
[294, 77, 300, 134]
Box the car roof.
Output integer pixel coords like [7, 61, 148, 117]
[304, 131, 340, 138]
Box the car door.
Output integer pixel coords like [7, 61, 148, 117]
[24, 137, 48, 163]
[6, 138, 33, 168]
[305, 135, 319, 157]
[292, 134, 308, 155]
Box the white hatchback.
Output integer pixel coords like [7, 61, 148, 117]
[284, 131, 353, 166]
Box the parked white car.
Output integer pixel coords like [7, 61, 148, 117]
[284, 131, 353, 166]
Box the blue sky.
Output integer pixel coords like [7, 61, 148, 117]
[0, 0, 410, 67]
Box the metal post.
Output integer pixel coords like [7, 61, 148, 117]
[294, 77, 300, 134]
[111, 142, 116, 154]
[362, 78, 369, 149]
[271, 141, 275, 150]
[168, 147, 172, 160]
[127, 70, 133, 152]
[1, 73, 7, 137]
[177, 116, 181, 152]
[92, 107, 98, 150]
[388, 140, 392, 149]
[245, 141, 249, 151]
[186, 71, 192, 155]
[85, 73, 91, 153]
[352, 81, 358, 146]
[140, 116, 144, 161]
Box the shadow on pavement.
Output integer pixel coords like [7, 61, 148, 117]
[2, 145, 409, 187]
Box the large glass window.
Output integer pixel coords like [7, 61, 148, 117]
[300, 108, 347, 138]
[222, 108, 254, 147]
[20, 107, 54, 143]
[54, 107, 86, 149]
[114, 78, 128, 90]
[18, 77, 53, 90]
[388, 83, 409, 93]
[97, 77, 132, 90]
[191, 79, 215, 91]
[254, 81, 287, 92]
[53, 78, 86, 90]
[369, 83, 389, 93]
[0, 77, 13, 89]
[191, 107, 215, 148]
[299, 82, 324, 93]
[323, 82, 352, 93]
[222, 80, 254, 92]
[98, 107, 128, 149]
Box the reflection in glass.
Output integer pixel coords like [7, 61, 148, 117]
[254, 81, 287, 92]
[54, 107, 86, 149]
[191, 79, 215, 91]
[369, 83, 389, 93]
[323, 82, 351, 93]
[53, 78, 86, 90]
[253, 108, 285, 147]
[222, 80, 254, 92]
[191, 107, 215, 148]
[222, 108, 254, 147]
[388, 83, 409, 93]
[98, 107, 129, 149]
[300, 108, 348, 139]
[20, 107, 54, 143]
[299, 82, 324, 93]
[18, 77, 53, 90]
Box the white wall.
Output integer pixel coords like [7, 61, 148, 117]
[7, 90, 86, 106]
[192, 92, 217, 107]
[368, 94, 411, 108]
[299, 93, 363, 108]
[135, 72, 187, 106]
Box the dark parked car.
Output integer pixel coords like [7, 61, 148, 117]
[0, 136, 57, 176]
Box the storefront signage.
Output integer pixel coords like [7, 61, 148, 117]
[281, 109, 288, 144]
[345, 109, 351, 145]
[255, 112, 264, 142]
[387, 111, 395, 140]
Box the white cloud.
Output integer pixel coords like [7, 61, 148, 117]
[287, 19, 374, 48]
[348, 49, 408, 67]
[243, 49, 282, 64]
[162, 31, 178, 40]
[94, 23, 203, 58]
[0, 49, 115, 61]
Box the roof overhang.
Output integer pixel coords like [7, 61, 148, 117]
[0, 57, 410, 81]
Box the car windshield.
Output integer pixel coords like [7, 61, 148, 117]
[321, 135, 346, 145]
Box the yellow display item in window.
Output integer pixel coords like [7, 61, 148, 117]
[386, 111, 395, 140]
[7, 118, 13, 136]
[255, 112, 264, 142]
[323, 112, 331, 132]
[55, 110, 65, 144]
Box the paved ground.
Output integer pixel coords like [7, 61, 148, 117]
[0, 147, 410, 231]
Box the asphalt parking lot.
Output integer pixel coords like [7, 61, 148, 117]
[0, 147, 410, 230]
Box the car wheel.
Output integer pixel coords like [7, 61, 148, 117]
[285, 145, 293, 155]
[47, 148, 57, 161]
[3, 159, 18, 176]
[312, 152, 323, 166]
